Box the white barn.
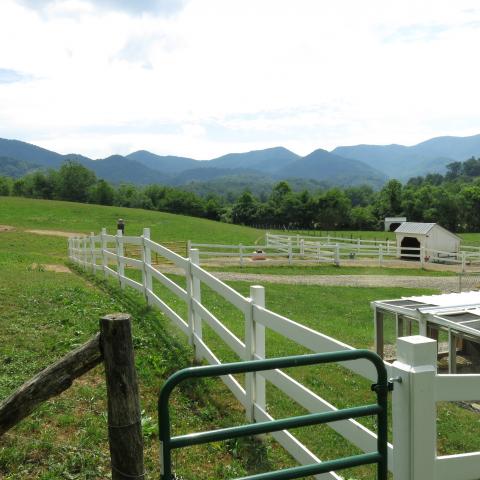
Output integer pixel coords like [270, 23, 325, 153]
[394, 222, 461, 261]
[384, 216, 406, 232]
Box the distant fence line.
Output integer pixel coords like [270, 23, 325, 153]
[189, 233, 480, 271]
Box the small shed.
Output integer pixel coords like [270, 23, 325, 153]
[371, 291, 480, 373]
[394, 222, 461, 261]
[384, 217, 406, 232]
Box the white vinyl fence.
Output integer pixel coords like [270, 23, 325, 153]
[265, 233, 480, 271]
[69, 229, 480, 480]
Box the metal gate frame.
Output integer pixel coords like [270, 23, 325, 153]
[158, 349, 390, 480]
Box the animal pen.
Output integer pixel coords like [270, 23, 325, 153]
[190, 232, 480, 271]
[65, 228, 480, 480]
[372, 291, 480, 373]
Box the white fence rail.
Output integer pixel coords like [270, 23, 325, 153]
[263, 233, 480, 271]
[69, 229, 480, 480]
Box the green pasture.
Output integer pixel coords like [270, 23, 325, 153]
[2, 197, 480, 479]
[0, 197, 262, 244]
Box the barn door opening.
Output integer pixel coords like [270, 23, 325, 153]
[401, 236, 420, 260]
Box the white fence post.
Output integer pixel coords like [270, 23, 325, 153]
[251, 285, 266, 414]
[101, 228, 107, 275]
[190, 249, 202, 362]
[300, 239, 305, 256]
[116, 229, 125, 289]
[288, 238, 292, 265]
[82, 237, 87, 267]
[142, 228, 152, 304]
[90, 232, 96, 273]
[334, 244, 340, 266]
[461, 251, 466, 273]
[245, 285, 266, 422]
[240, 243, 244, 267]
[392, 336, 437, 480]
[379, 244, 383, 266]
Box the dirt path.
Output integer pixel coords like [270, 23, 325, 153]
[26, 229, 84, 238]
[156, 264, 458, 291]
[211, 272, 458, 291]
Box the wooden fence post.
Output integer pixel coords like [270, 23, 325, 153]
[142, 228, 152, 305]
[100, 313, 144, 480]
[240, 243, 244, 267]
[288, 238, 292, 265]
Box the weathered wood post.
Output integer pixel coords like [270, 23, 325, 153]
[100, 314, 144, 480]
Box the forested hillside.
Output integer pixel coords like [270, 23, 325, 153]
[1, 157, 480, 232]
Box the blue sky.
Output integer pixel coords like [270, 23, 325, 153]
[0, 0, 479, 159]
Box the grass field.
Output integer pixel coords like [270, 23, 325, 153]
[0, 197, 262, 244]
[2, 197, 480, 479]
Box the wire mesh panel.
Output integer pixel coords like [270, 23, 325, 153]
[459, 271, 480, 292]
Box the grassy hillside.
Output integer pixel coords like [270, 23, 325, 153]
[0, 197, 263, 244]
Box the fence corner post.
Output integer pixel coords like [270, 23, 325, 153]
[100, 313, 144, 480]
[392, 335, 437, 480]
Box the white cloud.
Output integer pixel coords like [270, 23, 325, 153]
[0, 0, 480, 159]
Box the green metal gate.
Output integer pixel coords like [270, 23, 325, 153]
[158, 349, 390, 480]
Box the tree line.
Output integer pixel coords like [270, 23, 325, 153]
[1, 158, 480, 232]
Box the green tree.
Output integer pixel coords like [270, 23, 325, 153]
[315, 189, 351, 229]
[231, 191, 259, 225]
[89, 179, 115, 205]
[56, 161, 96, 202]
[0, 176, 12, 196]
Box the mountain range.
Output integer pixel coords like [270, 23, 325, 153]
[1, 133, 480, 189]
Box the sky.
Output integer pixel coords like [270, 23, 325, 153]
[0, 0, 479, 160]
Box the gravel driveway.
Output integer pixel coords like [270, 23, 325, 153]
[207, 272, 458, 291]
